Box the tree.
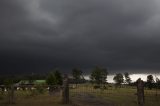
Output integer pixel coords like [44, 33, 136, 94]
[113, 73, 124, 87]
[90, 66, 108, 86]
[28, 73, 34, 84]
[155, 77, 160, 96]
[46, 69, 63, 95]
[46, 72, 56, 86]
[46, 69, 62, 85]
[147, 75, 154, 90]
[54, 70, 63, 85]
[124, 72, 132, 84]
[72, 68, 83, 86]
[156, 77, 160, 89]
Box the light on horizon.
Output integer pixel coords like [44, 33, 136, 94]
[84, 74, 160, 83]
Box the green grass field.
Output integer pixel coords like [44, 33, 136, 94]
[0, 84, 160, 106]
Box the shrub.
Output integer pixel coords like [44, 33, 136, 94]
[93, 85, 100, 89]
[36, 86, 45, 94]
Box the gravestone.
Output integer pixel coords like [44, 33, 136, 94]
[137, 78, 144, 106]
[62, 74, 69, 104]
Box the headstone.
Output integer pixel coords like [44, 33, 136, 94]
[137, 78, 144, 106]
[62, 74, 69, 104]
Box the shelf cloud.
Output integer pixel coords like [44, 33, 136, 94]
[1, 0, 160, 74]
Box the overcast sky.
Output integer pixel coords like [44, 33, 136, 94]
[1, 0, 160, 75]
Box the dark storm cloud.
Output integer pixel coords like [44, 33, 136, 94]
[1, 0, 160, 74]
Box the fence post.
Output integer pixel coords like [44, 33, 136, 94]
[62, 74, 69, 104]
[137, 78, 144, 106]
[8, 85, 15, 104]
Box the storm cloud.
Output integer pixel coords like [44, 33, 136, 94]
[1, 0, 160, 74]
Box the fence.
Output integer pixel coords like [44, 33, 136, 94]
[1, 77, 160, 106]
[69, 79, 160, 106]
[0, 76, 69, 105]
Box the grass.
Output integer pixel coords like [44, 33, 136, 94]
[0, 90, 71, 106]
[70, 84, 160, 106]
[1, 84, 160, 106]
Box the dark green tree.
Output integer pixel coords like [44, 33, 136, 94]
[54, 70, 63, 85]
[156, 77, 160, 89]
[72, 68, 83, 86]
[90, 66, 108, 86]
[46, 69, 62, 85]
[124, 72, 132, 84]
[28, 73, 34, 84]
[46, 72, 56, 85]
[46, 69, 63, 95]
[147, 75, 154, 90]
[4, 79, 14, 87]
[113, 73, 124, 87]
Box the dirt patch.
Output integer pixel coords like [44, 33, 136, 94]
[71, 93, 115, 106]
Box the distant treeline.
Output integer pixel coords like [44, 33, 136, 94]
[0, 67, 160, 90]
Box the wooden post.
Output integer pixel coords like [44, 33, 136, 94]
[62, 74, 69, 104]
[8, 85, 15, 104]
[137, 78, 144, 106]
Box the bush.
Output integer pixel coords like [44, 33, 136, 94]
[36, 86, 45, 94]
[102, 86, 108, 90]
[93, 85, 100, 89]
[0, 95, 3, 100]
[29, 86, 45, 96]
[30, 89, 39, 96]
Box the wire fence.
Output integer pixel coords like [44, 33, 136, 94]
[69, 83, 160, 106]
[1, 82, 160, 105]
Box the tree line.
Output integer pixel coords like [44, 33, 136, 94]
[69, 66, 160, 90]
[0, 67, 160, 90]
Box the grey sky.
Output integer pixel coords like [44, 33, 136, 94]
[0, 0, 160, 74]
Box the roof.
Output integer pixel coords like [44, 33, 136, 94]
[34, 80, 46, 84]
[18, 80, 46, 85]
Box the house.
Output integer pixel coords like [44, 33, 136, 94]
[14, 80, 47, 90]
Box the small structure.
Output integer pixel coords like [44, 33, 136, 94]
[18, 80, 46, 85]
[16, 80, 46, 90]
